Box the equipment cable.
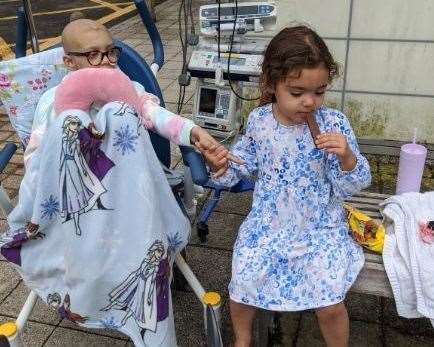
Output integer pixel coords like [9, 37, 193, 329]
[177, 0, 188, 113]
[226, 0, 260, 102]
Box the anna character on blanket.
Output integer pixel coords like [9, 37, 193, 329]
[47, 292, 87, 323]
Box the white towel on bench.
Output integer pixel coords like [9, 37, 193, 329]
[381, 191, 434, 326]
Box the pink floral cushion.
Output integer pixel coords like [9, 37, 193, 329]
[0, 48, 67, 145]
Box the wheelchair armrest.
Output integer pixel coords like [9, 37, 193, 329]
[179, 146, 209, 186]
[0, 143, 17, 174]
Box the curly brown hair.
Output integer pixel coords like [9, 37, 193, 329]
[260, 25, 339, 106]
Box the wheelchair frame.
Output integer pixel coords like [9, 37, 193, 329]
[0, 1, 222, 346]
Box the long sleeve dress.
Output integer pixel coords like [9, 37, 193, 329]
[213, 104, 372, 311]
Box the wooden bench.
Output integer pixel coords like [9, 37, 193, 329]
[348, 139, 433, 297]
[358, 138, 434, 160]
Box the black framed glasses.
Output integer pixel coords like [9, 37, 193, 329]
[67, 46, 122, 66]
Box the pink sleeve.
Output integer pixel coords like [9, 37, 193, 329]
[137, 93, 196, 146]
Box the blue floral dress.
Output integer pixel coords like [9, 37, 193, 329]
[214, 104, 371, 311]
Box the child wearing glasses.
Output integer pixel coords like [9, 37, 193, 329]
[26, 19, 235, 170]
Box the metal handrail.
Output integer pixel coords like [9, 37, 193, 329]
[22, 0, 39, 53]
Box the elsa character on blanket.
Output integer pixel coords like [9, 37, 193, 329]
[60, 115, 107, 235]
[101, 240, 170, 339]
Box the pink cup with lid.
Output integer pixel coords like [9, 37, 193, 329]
[396, 143, 427, 194]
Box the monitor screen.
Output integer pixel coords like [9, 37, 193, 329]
[212, 56, 246, 66]
[238, 5, 258, 16]
[199, 88, 217, 115]
[220, 7, 235, 16]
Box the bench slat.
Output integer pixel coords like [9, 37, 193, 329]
[345, 192, 388, 220]
[359, 138, 434, 160]
[353, 191, 391, 200]
[346, 196, 386, 205]
[345, 208, 382, 219]
[364, 252, 383, 264]
[351, 260, 393, 297]
[347, 202, 382, 211]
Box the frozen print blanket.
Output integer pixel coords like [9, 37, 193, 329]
[0, 102, 190, 346]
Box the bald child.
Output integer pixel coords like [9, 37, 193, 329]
[27, 19, 239, 172]
[62, 19, 117, 70]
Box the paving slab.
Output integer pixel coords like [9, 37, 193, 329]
[294, 312, 382, 347]
[190, 211, 242, 250]
[162, 80, 186, 103]
[0, 261, 21, 303]
[294, 312, 326, 347]
[384, 326, 434, 347]
[172, 290, 206, 347]
[165, 102, 192, 115]
[59, 319, 129, 341]
[174, 290, 233, 346]
[348, 320, 383, 347]
[213, 191, 253, 216]
[0, 316, 55, 347]
[0, 281, 61, 325]
[44, 326, 126, 347]
[184, 245, 232, 296]
[278, 312, 301, 346]
[2, 163, 19, 175]
[159, 77, 178, 91]
[1, 174, 23, 190]
[0, 219, 8, 231]
[346, 292, 381, 324]
[382, 297, 434, 337]
[0, 0, 432, 346]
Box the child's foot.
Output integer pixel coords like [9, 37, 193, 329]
[96, 198, 110, 210]
[75, 226, 82, 236]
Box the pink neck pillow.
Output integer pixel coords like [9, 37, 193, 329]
[54, 68, 141, 116]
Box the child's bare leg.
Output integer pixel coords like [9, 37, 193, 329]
[315, 302, 349, 347]
[230, 300, 256, 347]
[73, 213, 81, 236]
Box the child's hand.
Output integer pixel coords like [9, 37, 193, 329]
[190, 126, 221, 152]
[315, 132, 357, 171]
[202, 144, 230, 178]
[190, 126, 244, 177]
[89, 123, 104, 139]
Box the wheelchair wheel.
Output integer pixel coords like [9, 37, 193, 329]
[197, 222, 209, 243]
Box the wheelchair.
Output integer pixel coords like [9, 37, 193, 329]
[0, 1, 222, 346]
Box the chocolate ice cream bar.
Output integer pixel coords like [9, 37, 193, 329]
[306, 114, 321, 146]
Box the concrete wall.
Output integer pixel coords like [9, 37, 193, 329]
[265, 0, 434, 144]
